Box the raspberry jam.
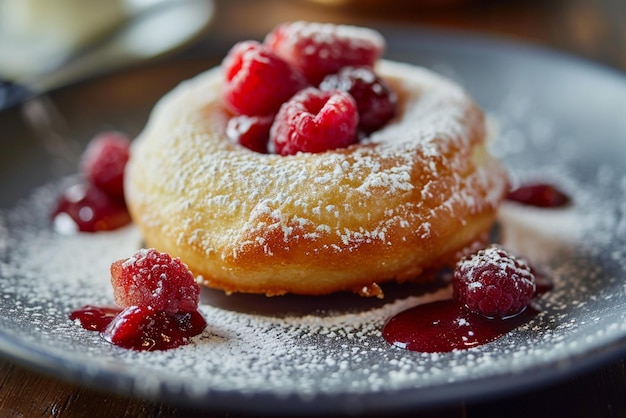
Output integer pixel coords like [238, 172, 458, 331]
[70, 305, 206, 351]
[70, 249, 205, 351]
[383, 300, 538, 353]
[52, 183, 131, 233]
[384, 247, 552, 353]
[506, 183, 570, 208]
[69, 305, 120, 332]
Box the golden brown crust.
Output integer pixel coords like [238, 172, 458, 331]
[125, 60, 508, 296]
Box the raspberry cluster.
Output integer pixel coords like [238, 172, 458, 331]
[222, 21, 397, 155]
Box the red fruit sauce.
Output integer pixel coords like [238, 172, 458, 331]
[70, 305, 206, 351]
[52, 183, 131, 233]
[383, 300, 538, 353]
[506, 183, 570, 208]
[69, 305, 120, 331]
[384, 258, 553, 353]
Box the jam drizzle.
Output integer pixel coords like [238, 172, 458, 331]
[70, 305, 206, 351]
[52, 183, 131, 233]
[69, 305, 120, 332]
[383, 249, 554, 353]
[506, 183, 570, 208]
[383, 300, 538, 353]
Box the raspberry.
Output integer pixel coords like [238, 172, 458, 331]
[52, 182, 131, 233]
[320, 66, 397, 133]
[80, 131, 130, 201]
[110, 248, 200, 313]
[453, 246, 536, 318]
[221, 41, 308, 116]
[270, 87, 359, 155]
[226, 114, 274, 153]
[264, 21, 385, 85]
[102, 306, 206, 351]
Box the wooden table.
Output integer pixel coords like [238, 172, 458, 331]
[2, 0, 625, 416]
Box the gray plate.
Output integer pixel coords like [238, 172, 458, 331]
[1, 28, 626, 415]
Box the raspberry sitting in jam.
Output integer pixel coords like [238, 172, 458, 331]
[110, 248, 200, 314]
[52, 131, 132, 233]
[71, 248, 206, 351]
[320, 66, 397, 134]
[453, 246, 536, 319]
[264, 21, 385, 85]
[102, 306, 206, 351]
[222, 41, 309, 116]
[384, 245, 547, 353]
[270, 87, 359, 155]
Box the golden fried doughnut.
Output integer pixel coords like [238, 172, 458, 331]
[125, 60, 508, 297]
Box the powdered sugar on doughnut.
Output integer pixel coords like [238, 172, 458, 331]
[125, 60, 507, 294]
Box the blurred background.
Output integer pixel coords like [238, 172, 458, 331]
[1, 0, 625, 108]
[206, 0, 626, 72]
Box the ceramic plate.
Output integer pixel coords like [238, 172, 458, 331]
[1, 28, 626, 415]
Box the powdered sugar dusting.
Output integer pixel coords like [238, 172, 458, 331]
[128, 60, 504, 270]
[2, 50, 626, 414]
[1, 147, 626, 404]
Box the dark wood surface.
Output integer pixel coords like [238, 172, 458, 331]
[2, 0, 626, 416]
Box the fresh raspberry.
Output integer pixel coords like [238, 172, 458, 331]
[80, 131, 130, 201]
[51, 182, 131, 233]
[110, 248, 200, 314]
[221, 41, 308, 116]
[102, 306, 206, 351]
[264, 21, 385, 85]
[270, 87, 358, 155]
[226, 114, 274, 153]
[320, 66, 397, 133]
[453, 246, 536, 319]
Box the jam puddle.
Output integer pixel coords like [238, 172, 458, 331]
[506, 183, 570, 208]
[70, 305, 206, 351]
[383, 300, 539, 353]
[70, 305, 120, 331]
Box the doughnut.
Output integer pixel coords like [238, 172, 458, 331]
[125, 59, 508, 297]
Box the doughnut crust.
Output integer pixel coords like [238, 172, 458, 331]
[125, 60, 508, 296]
